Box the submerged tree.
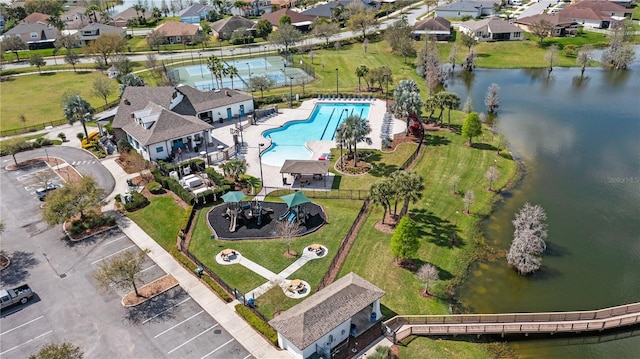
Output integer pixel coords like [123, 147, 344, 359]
[576, 44, 594, 77]
[545, 45, 559, 74]
[507, 203, 548, 275]
[484, 83, 500, 114]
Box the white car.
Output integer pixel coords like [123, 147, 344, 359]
[36, 183, 61, 201]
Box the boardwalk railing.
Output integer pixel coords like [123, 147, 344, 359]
[385, 302, 640, 343]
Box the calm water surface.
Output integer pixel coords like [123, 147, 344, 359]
[448, 61, 640, 358]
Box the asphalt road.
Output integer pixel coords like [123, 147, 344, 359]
[0, 152, 251, 358]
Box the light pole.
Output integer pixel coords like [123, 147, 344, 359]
[44, 147, 49, 162]
[263, 45, 267, 69]
[339, 143, 343, 171]
[198, 53, 203, 78]
[289, 76, 294, 108]
[258, 143, 265, 186]
[335, 68, 339, 96]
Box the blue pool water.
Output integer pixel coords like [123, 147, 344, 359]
[261, 103, 371, 167]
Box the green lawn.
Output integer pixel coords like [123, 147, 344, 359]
[0, 72, 120, 132]
[126, 196, 186, 250]
[188, 198, 364, 317]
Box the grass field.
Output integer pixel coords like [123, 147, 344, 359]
[126, 196, 186, 250]
[0, 72, 120, 131]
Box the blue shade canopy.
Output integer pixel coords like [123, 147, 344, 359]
[280, 192, 311, 208]
[222, 191, 247, 203]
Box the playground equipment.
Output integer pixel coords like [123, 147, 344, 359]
[224, 197, 274, 232]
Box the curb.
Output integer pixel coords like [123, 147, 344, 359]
[121, 274, 179, 308]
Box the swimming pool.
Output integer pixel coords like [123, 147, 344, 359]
[261, 103, 371, 167]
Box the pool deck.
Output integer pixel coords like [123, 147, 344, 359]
[210, 98, 406, 192]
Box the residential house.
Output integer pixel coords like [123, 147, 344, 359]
[178, 4, 214, 24]
[412, 16, 452, 40]
[111, 6, 153, 28]
[76, 23, 126, 45]
[607, 0, 636, 8]
[61, 6, 89, 29]
[22, 12, 50, 25]
[3, 23, 59, 49]
[459, 17, 523, 41]
[271, 0, 301, 10]
[301, 0, 380, 19]
[113, 85, 254, 161]
[211, 16, 256, 40]
[260, 9, 316, 31]
[152, 21, 200, 44]
[558, 0, 632, 29]
[515, 13, 579, 37]
[434, 0, 494, 19]
[269, 273, 385, 359]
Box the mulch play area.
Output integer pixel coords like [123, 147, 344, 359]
[208, 201, 326, 240]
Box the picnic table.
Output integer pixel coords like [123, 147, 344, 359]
[221, 249, 236, 261]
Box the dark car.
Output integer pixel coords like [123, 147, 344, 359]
[36, 183, 61, 201]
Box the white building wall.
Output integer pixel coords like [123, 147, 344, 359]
[435, 9, 479, 18]
[148, 141, 170, 161]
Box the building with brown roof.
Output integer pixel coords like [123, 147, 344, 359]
[113, 85, 253, 161]
[111, 6, 154, 28]
[413, 16, 451, 41]
[260, 8, 316, 30]
[152, 21, 200, 44]
[459, 18, 524, 41]
[515, 13, 579, 37]
[269, 273, 385, 359]
[22, 12, 50, 25]
[558, 0, 632, 29]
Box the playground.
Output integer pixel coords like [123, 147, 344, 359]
[207, 191, 327, 240]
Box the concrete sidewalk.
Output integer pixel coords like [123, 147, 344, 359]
[101, 157, 290, 359]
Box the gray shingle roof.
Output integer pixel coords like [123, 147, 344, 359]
[280, 160, 330, 174]
[302, 0, 378, 18]
[121, 102, 213, 145]
[4, 22, 58, 42]
[461, 18, 521, 33]
[211, 16, 256, 33]
[178, 4, 214, 17]
[437, 0, 491, 12]
[173, 86, 253, 115]
[269, 273, 385, 350]
[414, 16, 451, 31]
[113, 87, 176, 130]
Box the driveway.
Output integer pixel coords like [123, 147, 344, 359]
[517, 0, 557, 18]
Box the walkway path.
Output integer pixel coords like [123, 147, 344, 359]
[101, 156, 290, 359]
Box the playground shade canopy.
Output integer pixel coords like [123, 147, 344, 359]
[280, 192, 311, 208]
[222, 191, 247, 203]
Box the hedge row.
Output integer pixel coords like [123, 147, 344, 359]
[123, 191, 149, 212]
[235, 304, 279, 346]
[151, 169, 195, 204]
[168, 247, 233, 302]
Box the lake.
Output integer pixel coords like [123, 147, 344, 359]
[447, 57, 640, 358]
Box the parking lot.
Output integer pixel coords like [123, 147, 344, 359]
[1, 152, 252, 358]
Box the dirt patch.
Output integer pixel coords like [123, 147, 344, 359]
[0, 254, 9, 270]
[122, 274, 178, 306]
[283, 250, 297, 258]
[374, 212, 399, 233]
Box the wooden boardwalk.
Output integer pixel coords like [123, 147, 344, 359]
[384, 302, 640, 343]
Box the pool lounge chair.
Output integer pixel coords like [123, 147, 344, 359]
[372, 95, 376, 101]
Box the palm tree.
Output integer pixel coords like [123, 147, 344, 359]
[355, 65, 369, 92]
[336, 115, 371, 167]
[444, 92, 461, 127]
[370, 179, 394, 224]
[220, 159, 247, 182]
[63, 95, 94, 140]
[207, 55, 226, 89]
[391, 79, 423, 134]
[390, 171, 424, 217]
[226, 65, 238, 89]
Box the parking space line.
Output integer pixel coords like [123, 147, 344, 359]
[154, 310, 204, 338]
[103, 235, 127, 246]
[200, 338, 235, 359]
[0, 316, 44, 336]
[241, 354, 252, 359]
[142, 298, 191, 324]
[140, 264, 157, 273]
[90, 244, 136, 265]
[167, 324, 218, 354]
[0, 330, 52, 355]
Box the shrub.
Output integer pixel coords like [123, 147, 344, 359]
[179, 205, 194, 232]
[235, 304, 278, 345]
[57, 132, 66, 139]
[146, 181, 163, 194]
[69, 215, 116, 236]
[115, 194, 122, 203]
[77, 133, 85, 140]
[117, 139, 132, 153]
[123, 191, 150, 211]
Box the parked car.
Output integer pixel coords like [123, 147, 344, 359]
[36, 183, 61, 201]
[1, 284, 34, 309]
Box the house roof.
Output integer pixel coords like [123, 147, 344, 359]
[154, 20, 200, 36]
[261, 9, 316, 27]
[301, 0, 378, 18]
[515, 13, 575, 27]
[22, 12, 50, 25]
[113, 6, 154, 21]
[211, 16, 256, 33]
[280, 160, 330, 174]
[4, 23, 59, 42]
[113, 87, 176, 130]
[461, 18, 522, 33]
[172, 86, 253, 115]
[414, 16, 451, 31]
[269, 273, 385, 350]
[558, 0, 632, 22]
[436, 0, 492, 12]
[571, 0, 631, 13]
[178, 4, 214, 18]
[78, 23, 125, 39]
[121, 102, 213, 146]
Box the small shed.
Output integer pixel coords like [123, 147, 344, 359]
[280, 160, 330, 186]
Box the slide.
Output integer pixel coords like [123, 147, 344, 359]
[229, 209, 238, 232]
[279, 208, 291, 221]
[257, 201, 263, 226]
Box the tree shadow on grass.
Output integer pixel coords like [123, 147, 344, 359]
[369, 163, 398, 177]
[124, 286, 188, 325]
[423, 134, 450, 147]
[411, 258, 453, 281]
[0, 251, 40, 286]
[471, 142, 498, 151]
[411, 209, 464, 249]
